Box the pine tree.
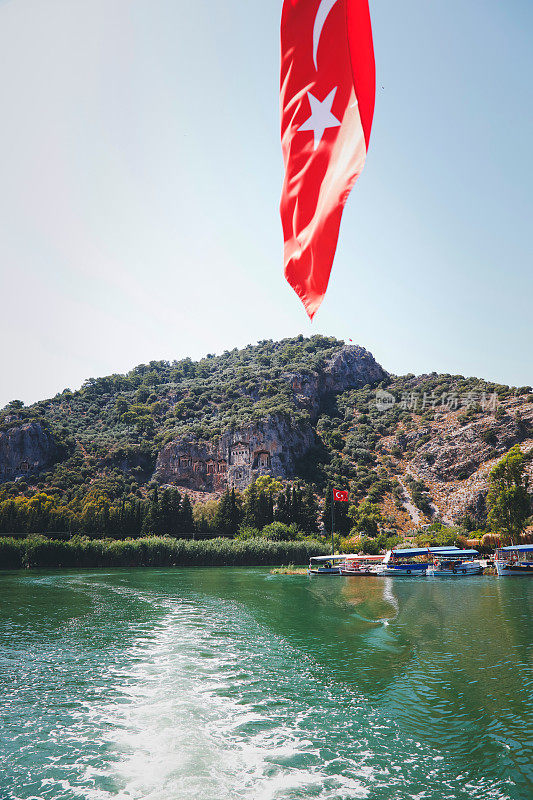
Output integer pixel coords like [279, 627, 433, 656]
[214, 489, 230, 534]
[160, 487, 172, 534]
[302, 485, 319, 533]
[181, 495, 194, 533]
[291, 486, 303, 527]
[142, 486, 161, 535]
[256, 490, 273, 529]
[228, 488, 243, 533]
[276, 485, 293, 525]
[244, 482, 259, 527]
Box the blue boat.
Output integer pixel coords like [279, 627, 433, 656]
[495, 544, 533, 576]
[380, 546, 463, 576]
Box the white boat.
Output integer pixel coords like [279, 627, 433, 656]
[495, 544, 533, 576]
[426, 549, 483, 576]
[380, 546, 463, 576]
[339, 554, 385, 576]
[308, 555, 347, 575]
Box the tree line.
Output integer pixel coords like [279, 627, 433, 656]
[0, 478, 328, 539]
[0, 445, 530, 543]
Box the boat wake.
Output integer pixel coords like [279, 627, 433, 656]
[91, 599, 376, 800]
[85, 591, 515, 800]
[2, 572, 526, 800]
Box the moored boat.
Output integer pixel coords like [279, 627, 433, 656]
[379, 546, 463, 576]
[339, 554, 385, 576]
[426, 549, 483, 576]
[495, 544, 533, 576]
[308, 555, 347, 575]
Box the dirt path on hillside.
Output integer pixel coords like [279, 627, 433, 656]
[405, 465, 454, 525]
[397, 475, 421, 526]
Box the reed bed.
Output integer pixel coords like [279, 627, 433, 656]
[0, 536, 328, 570]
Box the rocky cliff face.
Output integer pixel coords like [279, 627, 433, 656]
[0, 423, 57, 481]
[282, 345, 388, 420]
[411, 412, 526, 482]
[155, 415, 315, 491]
[322, 345, 387, 393]
[155, 346, 387, 492]
[387, 396, 533, 526]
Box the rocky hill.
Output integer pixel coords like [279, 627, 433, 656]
[0, 335, 531, 533]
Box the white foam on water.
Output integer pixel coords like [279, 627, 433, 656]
[90, 602, 373, 800]
[3, 575, 523, 800]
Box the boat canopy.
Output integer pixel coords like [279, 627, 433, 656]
[498, 544, 533, 552]
[309, 554, 352, 562]
[390, 546, 462, 558]
[434, 549, 479, 558]
[345, 554, 385, 561]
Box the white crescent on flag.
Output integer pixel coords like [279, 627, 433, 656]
[313, 0, 341, 69]
[334, 489, 348, 501]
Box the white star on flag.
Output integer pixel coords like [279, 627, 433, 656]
[298, 87, 341, 150]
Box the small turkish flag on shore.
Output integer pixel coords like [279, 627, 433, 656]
[334, 489, 349, 502]
[280, 0, 375, 319]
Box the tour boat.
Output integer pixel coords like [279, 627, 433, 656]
[495, 544, 533, 576]
[339, 554, 385, 576]
[308, 555, 347, 575]
[380, 546, 463, 576]
[426, 549, 483, 576]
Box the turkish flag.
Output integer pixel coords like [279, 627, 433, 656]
[280, 0, 375, 319]
[334, 489, 349, 502]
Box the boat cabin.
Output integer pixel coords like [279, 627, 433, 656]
[340, 554, 385, 576]
[382, 546, 462, 576]
[495, 544, 533, 576]
[308, 555, 347, 575]
[428, 549, 482, 576]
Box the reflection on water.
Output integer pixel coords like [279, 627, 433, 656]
[0, 568, 531, 800]
[340, 575, 399, 621]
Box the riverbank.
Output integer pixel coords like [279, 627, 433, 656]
[0, 535, 328, 569]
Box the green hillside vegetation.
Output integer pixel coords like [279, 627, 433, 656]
[1, 336, 531, 543]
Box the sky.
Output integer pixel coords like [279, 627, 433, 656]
[0, 0, 532, 408]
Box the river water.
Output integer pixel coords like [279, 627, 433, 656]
[0, 569, 531, 800]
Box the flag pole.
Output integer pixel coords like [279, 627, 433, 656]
[331, 487, 335, 555]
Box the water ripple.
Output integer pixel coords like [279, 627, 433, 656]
[0, 570, 532, 800]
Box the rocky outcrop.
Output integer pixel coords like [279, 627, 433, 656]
[399, 400, 533, 525]
[322, 345, 387, 393]
[155, 346, 387, 493]
[0, 423, 57, 482]
[155, 415, 315, 491]
[412, 413, 527, 482]
[410, 439, 533, 527]
[282, 345, 388, 419]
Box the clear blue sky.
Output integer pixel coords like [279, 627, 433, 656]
[0, 0, 531, 408]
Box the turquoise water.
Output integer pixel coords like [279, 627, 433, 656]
[0, 569, 531, 800]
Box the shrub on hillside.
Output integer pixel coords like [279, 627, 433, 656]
[261, 522, 299, 541]
[414, 525, 465, 548]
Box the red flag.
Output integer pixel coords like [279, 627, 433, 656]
[334, 489, 349, 502]
[280, 0, 375, 319]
